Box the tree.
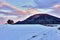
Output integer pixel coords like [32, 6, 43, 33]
[7, 19, 14, 24]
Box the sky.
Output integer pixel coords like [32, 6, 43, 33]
[4, 0, 60, 8]
[0, 0, 60, 24]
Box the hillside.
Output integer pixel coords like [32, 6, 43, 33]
[15, 14, 60, 24]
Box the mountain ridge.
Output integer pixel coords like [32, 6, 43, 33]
[15, 14, 60, 24]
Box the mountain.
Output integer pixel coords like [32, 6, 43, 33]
[15, 14, 60, 24]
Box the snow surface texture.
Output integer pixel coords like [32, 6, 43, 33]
[0, 24, 60, 40]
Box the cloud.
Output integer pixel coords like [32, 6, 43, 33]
[53, 4, 60, 9]
[36, 9, 53, 13]
[0, 1, 28, 15]
[5, 0, 60, 8]
[47, 4, 60, 18]
[28, 8, 59, 18]
[0, 14, 18, 18]
[26, 8, 53, 15]
[0, 21, 5, 24]
[53, 4, 60, 14]
[0, 14, 20, 23]
[0, 9, 13, 12]
[34, 0, 60, 8]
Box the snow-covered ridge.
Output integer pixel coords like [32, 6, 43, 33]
[0, 24, 60, 40]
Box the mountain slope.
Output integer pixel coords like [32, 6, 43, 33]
[15, 14, 60, 24]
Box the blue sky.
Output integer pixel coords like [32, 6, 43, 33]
[5, 0, 60, 9]
[5, 0, 36, 9]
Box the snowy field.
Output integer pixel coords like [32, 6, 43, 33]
[0, 24, 60, 40]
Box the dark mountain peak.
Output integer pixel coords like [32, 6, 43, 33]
[15, 14, 60, 24]
[27, 14, 58, 19]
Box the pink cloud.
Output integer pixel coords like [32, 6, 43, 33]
[49, 4, 60, 18]
[0, 21, 5, 24]
[53, 4, 60, 9]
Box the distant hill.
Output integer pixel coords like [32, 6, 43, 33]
[15, 14, 60, 24]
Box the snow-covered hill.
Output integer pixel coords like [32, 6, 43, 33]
[0, 24, 60, 40]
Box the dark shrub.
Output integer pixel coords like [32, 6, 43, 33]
[7, 19, 14, 24]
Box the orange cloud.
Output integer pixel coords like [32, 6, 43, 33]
[26, 8, 38, 14]
[0, 1, 39, 15]
[0, 2, 28, 15]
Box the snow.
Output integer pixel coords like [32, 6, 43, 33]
[0, 24, 60, 40]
